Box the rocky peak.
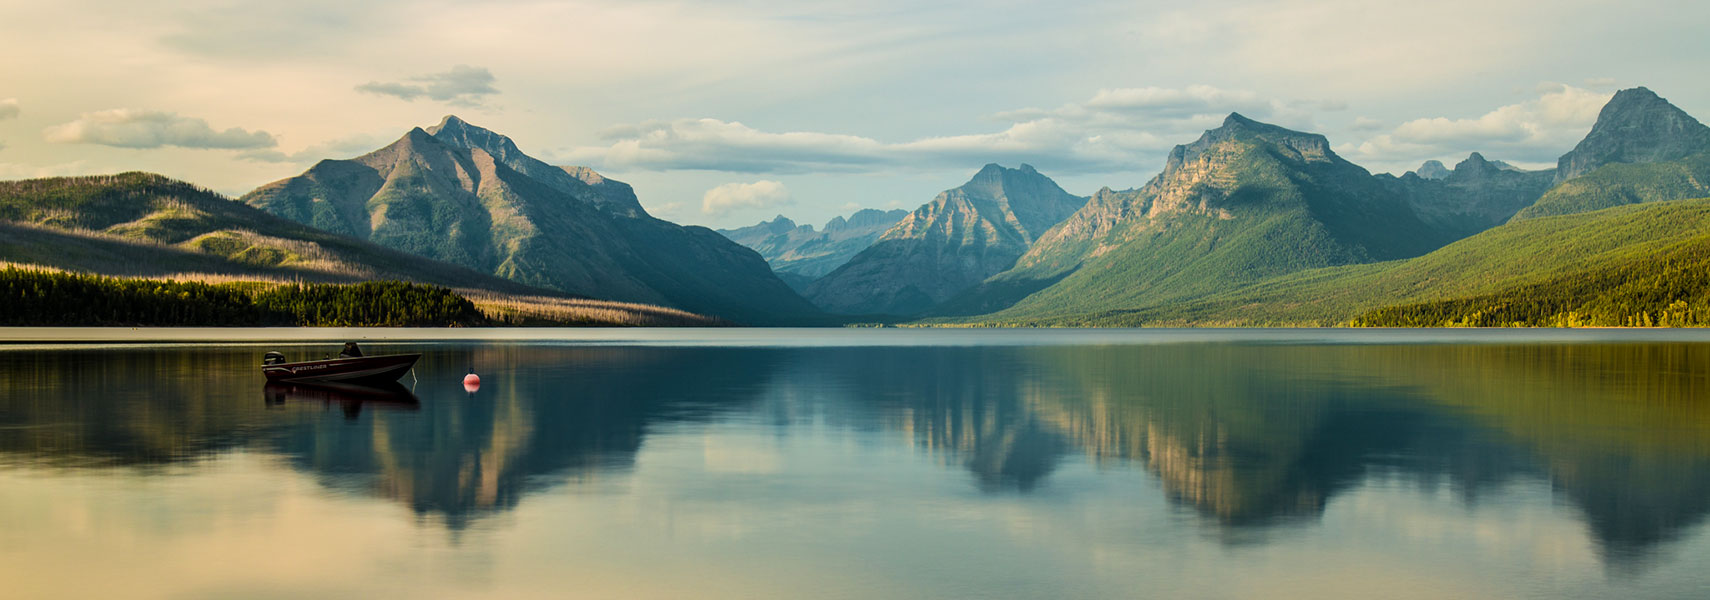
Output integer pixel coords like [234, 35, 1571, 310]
[1556, 86, 1710, 181]
[1164, 114, 1336, 176]
[418, 116, 645, 216]
[426, 115, 524, 160]
[966, 163, 1010, 187]
[1413, 160, 1450, 180]
[1436, 152, 1521, 184]
[947, 163, 1086, 238]
[1455, 152, 1494, 171]
[356, 127, 463, 177]
[766, 215, 800, 233]
[561, 165, 644, 216]
[561, 165, 608, 185]
[840, 208, 908, 230]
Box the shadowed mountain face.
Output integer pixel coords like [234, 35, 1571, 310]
[804, 164, 1086, 316]
[716, 208, 909, 285]
[1556, 87, 1710, 183]
[1383, 152, 1556, 238]
[240, 117, 821, 324]
[935, 114, 1448, 320]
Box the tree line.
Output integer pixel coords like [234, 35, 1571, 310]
[0, 267, 487, 327]
[1349, 237, 1710, 327]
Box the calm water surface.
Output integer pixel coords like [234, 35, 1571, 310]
[3, 329, 1710, 599]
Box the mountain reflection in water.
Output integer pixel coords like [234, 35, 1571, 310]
[3, 338, 1709, 592]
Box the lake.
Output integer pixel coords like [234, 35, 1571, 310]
[3, 328, 1709, 599]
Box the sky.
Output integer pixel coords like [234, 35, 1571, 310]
[1, 0, 1707, 229]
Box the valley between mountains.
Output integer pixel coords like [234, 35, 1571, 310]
[5, 86, 1710, 327]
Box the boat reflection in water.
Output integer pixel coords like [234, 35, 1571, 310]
[263, 380, 420, 419]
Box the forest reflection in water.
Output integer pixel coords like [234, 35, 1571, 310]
[2, 336, 1709, 598]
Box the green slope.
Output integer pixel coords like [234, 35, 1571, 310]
[1512, 152, 1710, 220]
[1349, 231, 1710, 327]
[1019, 197, 1710, 326]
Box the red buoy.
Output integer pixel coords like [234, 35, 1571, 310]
[463, 372, 481, 392]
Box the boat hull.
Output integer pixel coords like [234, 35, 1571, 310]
[262, 354, 420, 383]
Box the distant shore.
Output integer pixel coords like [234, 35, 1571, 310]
[8, 326, 1710, 348]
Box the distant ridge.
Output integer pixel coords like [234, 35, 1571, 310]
[716, 207, 909, 284]
[804, 164, 1086, 316]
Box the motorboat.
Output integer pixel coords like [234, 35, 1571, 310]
[261, 344, 420, 383]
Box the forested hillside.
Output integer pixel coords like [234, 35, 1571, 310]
[1350, 233, 1710, 327]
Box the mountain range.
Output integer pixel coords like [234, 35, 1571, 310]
[6, 86, 1710, 328]
[716, 208, 908, 289]
[803, 164, 1086, 315]
[921, 86, 1710, 325]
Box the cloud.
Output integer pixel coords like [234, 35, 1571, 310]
[0, 159, 89, 179]
[651, 201, 688, 218]
[1583, 77, 1618, 89]
[238, 134, 387, 163]
[1341, 83, 1611, 168]
[0, 98, 17, 120]
[702, 180, 793, 214]
[1350, 116, 1384, 131]
[565, 85, 1335, 175]
[356, 65, 498, 106]
[43, 109, 277, 150]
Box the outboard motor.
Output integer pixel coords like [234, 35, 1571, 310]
[263, 351, 288, 366]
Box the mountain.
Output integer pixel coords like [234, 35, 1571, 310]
[716, 208, 909, 285]
[934, 114, 1446, 320]
[1555, 87, 1710, 182]
[241, 116, 821, 324]
[1502, 88, 1710, 220]
[0, 172, 546, 293]
[1382, 152, 1556, 238]
[1411, 159, 1451, 180]
[803, 164, 1086, 315]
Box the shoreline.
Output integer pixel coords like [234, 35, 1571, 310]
[6, 326, 1710, 347]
